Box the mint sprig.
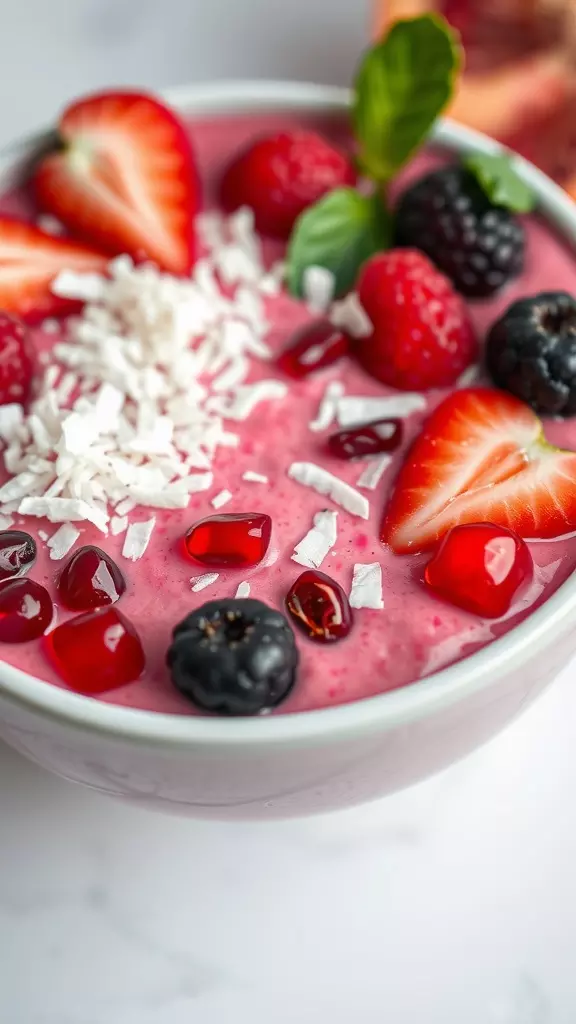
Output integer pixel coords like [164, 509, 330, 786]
[287, 188, 390, 299]
[465, 152, 536, 214]
[353, 14, 461, 183]
[286, 13, 460, 299]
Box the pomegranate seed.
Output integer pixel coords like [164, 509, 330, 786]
[277, 320, 349, 379]
[0, 578, 53, 643]
[58, 545, 126, 610]
[328, 418, 403, 460]
[185, 513, 272, 569]
[424, 523, 533, 619]
[0, 530, 36, 581]
[46, 607, 145, 694]
[286, 569, 353, 642]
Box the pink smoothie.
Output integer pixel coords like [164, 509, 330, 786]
[1, 110, 576, 715]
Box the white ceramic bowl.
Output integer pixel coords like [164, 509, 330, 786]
[1, 81, 576, 819]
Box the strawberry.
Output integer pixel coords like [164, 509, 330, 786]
[220, 131, 356, 239]
[0, 217, 108, 322]
[0, 313, 33, 405]
[356, 249, 477, 391]
[34, 90, 200, 275]
[382, 387, 576, 554]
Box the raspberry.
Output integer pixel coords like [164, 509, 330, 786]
[356, 249, 477, 391]
[395, 165, 525, 297]
[0, 312, 33, 405]
[219, 131, 356, 239]
[486, 291, 576, 416]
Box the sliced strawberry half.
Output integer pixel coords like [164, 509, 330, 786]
[34, 91, 199, 275]
[382, 388, 576, 554]
[0, 217, 108, 322]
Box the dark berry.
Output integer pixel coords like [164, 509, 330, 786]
[486, 292, 576, 416]
[395, 165, 525, 297]
[167, 599, 299, 715]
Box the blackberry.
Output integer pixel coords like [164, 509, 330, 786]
[486, 291, 576, 417]
[395, 165, 525, 298]
[167, 598, 298, 715]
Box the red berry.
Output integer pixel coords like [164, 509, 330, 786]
[286, 569, 353, 643]
[0, 530, 37, 581]
[58, 545, 126, 611]
[220, 131, 356, 238]
[328, 418, 402, 460]
[46, 607, 145, 694]
[356, 249, 477, 391]
[0, 578, 53, 643]
[0, 312, 33, 405]
[277, 320, 350, 379]
[185, 513, 272, 569]
[424, 523, 533, 619]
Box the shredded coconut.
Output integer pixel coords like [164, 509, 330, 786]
[242, 470, 268, 484]
[288, 462, 369, 519]
[110, 515, 128, 536]
[235, 581, 251, 598]
[330, 293, 372, 338]
[357, 455, 393, 491]
[191, 572, 219, 592]
[0, 212, 289, 532]
[457, 364, 481, 387]
[336, 393, 426, 428]
[211, 488, 233, 510]
[122, 518, 156, 561]
[47, 523, 81, 561]
[309, 380, 345, 432]
[350, 563, 384, 609]
[0, 514, 13, 530]
[303, 266, 335, 314]
[37, 214, 65, 236]
[292, 510, 338, 568]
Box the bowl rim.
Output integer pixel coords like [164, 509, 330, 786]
[1, 78, 576, 749]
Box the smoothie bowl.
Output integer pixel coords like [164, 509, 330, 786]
[1, 17, 576, 817]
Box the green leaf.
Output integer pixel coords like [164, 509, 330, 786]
[353, 14, 461, 183]
[286, 187, 391, 299]
[465, 152, 536, 214]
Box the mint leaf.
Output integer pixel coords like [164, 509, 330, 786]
[353, 14, 461, 183]
[287, 188, 390, 299]
[465, 152, 536, 214]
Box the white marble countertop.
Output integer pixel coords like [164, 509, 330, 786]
[3, 660, 576, 1024]
[2, 1, 576, 1020]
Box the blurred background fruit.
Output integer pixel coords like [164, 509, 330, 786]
[374, 0, 576, 198]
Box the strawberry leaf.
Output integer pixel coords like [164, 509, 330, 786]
[465, 153, 536, 214]
[353, 14, 461, 183]
[287, 187, 391, 299]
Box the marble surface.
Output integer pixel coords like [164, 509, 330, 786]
[3, 658, 576, 1024]
[2, 1, 576, 1020]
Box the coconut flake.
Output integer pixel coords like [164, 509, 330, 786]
[303, 266, 335, 314]
[191, 572, 219, 592]
[457, 364, 481, 387]
[288, 462, 369, 519]
[242, 470, 269, 484]
[209, 379, 288, 421]
[330, 293, 372, 338]
[51, 270, 107, 303]
[0, 404, 24, 444]
[122, 518, 156, 561]
[47, 523, 81, 561]
[292, 509, 338, 568]
[235, 580, 251, 598]
[336, 393, 426, 428]
[110, 515, 128, 536]
[18, 497, 109, 533]
[357, 455, 393, 491]
[350, 563, 384, 609]
[211, 488, 233, 510]
[0, 514, 13, 530]
[41, 319, 60, 334]
[309, 380, 345, 432]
